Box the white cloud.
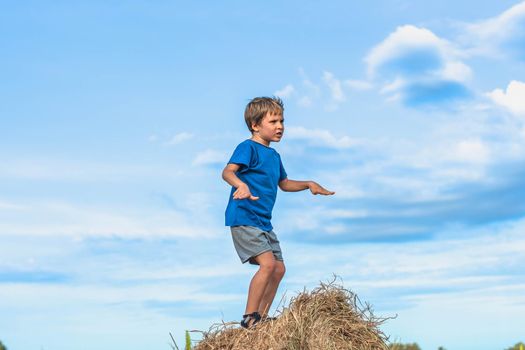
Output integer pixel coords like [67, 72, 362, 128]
[165, 132, 194, 146]
[441, 60, 472, 82]
[0, 200, 26, 210]
[274, 84, 295, 98]
[315, 110, 524, 204]
[380, 77, 405, 94]
[324, 209, 369, 219]
[283, 217, 525, 311]
[290, 70, 372, 109]
[463, 1, 525, 57]
[0, 199, 218, 238]
[322, 71, 345, 102]
[406, 137, 493, 167]
[192, 149, 228, 166]
[365, 25, 454, 77]
[297, 96, 313, 107]
[286, 126, 360, 149]
[344, 79, 374, 90]
[0, 158, 185, 181]
[388, 138, 492, 184]
[299, 68, 321, 95]
[487, 80, 525, 116]
[294, 68, 323, 108]
[365, 25, 471, 106]
[453, 139, 491, 164]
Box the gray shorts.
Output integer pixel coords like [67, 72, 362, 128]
[230, 225, 283, 265]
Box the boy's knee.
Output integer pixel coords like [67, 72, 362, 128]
[259, 259, 276, 274]
[274, 262, 285, 278]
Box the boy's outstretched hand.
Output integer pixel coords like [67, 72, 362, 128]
[233, 183, 260, 200]
[308, 181, 335, 196]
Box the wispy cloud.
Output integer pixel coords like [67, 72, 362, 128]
[3, 217, 523, 348]
[0, 200, 26, 210]
[344, 79, 373, 91]
[280, 69, 370, 110]
[323, 71, 346, 102]
[286, 126, 360, 149]
[451, 139, 491, 164]
[192, 149, 228, 166]
[297, 95, 313, 107]
[277, 104, 525, 243]
[0, 199, 219, 238]
[165, 132, 194, 146]
[281, 155, 525, 243]
[0, 158, 185, 181]
[281, 217, 525, 322]
[463, 1, 525, 59]
[295, 68, 322, 108]
[299, 68, 322, 96]
[274, 84, 295, 98]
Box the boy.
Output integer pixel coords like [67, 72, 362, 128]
[222, 96, 334, 328]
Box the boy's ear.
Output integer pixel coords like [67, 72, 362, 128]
[251, 122, 259, 132]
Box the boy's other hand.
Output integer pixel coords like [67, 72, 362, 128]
[308, 182, 335, 196]
[233, 183, 260, 200]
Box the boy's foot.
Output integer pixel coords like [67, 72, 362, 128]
[240, 311, 261, 329]
[261, 315, 277, 322]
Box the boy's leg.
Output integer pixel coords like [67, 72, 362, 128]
[244, 251, 276, 315]
[258, 260, 285, 316]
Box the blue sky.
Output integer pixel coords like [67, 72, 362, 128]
[1, 1, 525, 349]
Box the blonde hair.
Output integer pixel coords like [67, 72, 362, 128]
[244, 96, 284, 132]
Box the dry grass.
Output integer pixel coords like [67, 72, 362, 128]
[193, 278, 392, 350]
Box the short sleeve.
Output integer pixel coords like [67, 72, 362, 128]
[228, 141, 252, 170]
[278, 155, 287, 182]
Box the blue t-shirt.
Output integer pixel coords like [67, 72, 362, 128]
[225, 139, 287, 231]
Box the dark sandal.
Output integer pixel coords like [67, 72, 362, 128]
[240, 311, 261, 328]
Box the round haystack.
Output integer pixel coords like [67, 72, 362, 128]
[193, 279, 391, 350]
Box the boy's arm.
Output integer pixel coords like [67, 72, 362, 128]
[222, 164, 259, 200]
[279, 178, 335, 195]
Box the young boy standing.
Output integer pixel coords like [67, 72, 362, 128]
[222, 96, 335, 328]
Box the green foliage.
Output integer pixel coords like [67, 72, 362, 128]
[0, 340, 7, 350]
[437, 347, 447, 350]
[185, 330, 192, 350]
[389, 343, 421, 350]
[506, 342, 525, 350]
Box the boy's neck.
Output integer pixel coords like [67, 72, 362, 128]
[250, 135, 270, 147]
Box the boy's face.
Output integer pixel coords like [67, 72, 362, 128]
[252, 112, 284, 144]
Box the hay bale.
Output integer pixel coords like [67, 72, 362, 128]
[194, 279, 391, 350]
